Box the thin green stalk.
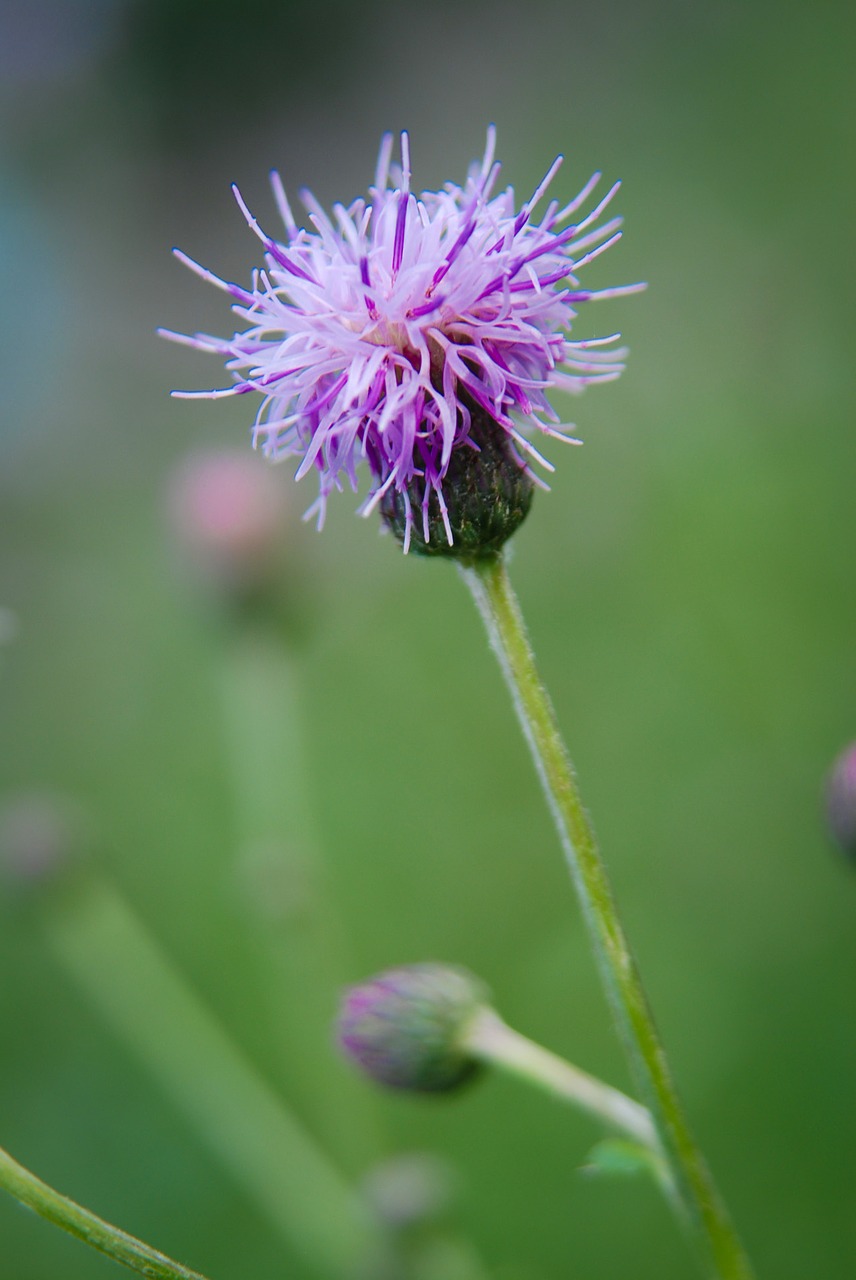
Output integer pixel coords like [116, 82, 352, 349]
[43, 878, 385, 1279]
[0, 1143, 210, 1280]
[217, 626, 381, 1169]
[460, 554, 754, 1280]
[463, 1007, 659, 1150]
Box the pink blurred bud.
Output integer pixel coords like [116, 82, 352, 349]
[362, 1152, 457, 1229]
[166, 449, 291, 598]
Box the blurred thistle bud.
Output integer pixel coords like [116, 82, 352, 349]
[362, 1152, 457, 1231]
[166, 449, 291, 603]
[337, 964, 488, 1093]
[825, 742, 856, 859]
[0, 792, 85, 891]
[380, 401, 535, 560]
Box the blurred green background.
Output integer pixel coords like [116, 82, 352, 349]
[1, 1, 855, 1277]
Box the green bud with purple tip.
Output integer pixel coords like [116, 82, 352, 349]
[337, 963, 488, 1093]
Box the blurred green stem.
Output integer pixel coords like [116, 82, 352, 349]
[0, 1143, 210, 1280]
[460, 554, 755, 1280]
[218, 625, 381, 1168]
[44, 878, 384, 1279]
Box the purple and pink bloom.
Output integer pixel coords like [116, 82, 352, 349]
[162, 128, 642, 551]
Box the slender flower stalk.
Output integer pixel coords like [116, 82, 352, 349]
[460, 554, 755, 1280]
[217, 622, 383, 1170]
[462, 1006, 658, 1152]
[0, 1143, 210, 1280]
[166, 447, 382, 1169]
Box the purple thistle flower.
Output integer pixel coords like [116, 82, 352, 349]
[162, 128, 643, 554]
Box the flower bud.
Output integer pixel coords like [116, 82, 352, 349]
[337, 963, 487, 1093]
[826, 742, 856, 859]
[380, 404, 534, 559]
[0, 792, 84, 890]
[166, 449, 290, 601]
[362, 1152, 457, 1230]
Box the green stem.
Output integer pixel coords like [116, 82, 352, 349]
[0, 1143, 210, 1280]
[217, 626, 381, 1170]
[460, 554, 754, 1280]
[43, 878, 384, 1279]
[463, 1007, 659, 1151]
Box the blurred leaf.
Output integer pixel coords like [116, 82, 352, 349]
[580, 1139, 660, 1181]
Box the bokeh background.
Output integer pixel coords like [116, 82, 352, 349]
[1, 1, 855, 1277]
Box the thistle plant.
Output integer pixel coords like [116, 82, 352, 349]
[158, 128, 755, 1278]
[0, 128, 759, 1280]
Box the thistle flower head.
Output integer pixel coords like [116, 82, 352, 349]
[163, 129, 642, 554]
[337, 963, 487, 1093]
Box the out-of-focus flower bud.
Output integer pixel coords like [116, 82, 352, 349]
[166, 449, 291, 602]
[826, 742, 856, 859]
[337, 963, 487, 1094]
[0, 792, 84, 889]
[362, 1152, 457, 1230]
